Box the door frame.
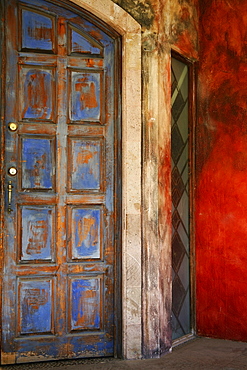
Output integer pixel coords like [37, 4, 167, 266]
[171, 49, 196, 346]
[0, 0, 143, 361]
[0, 2, 5, 359]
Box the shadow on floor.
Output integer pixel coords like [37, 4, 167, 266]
[2, 337, 247, 370]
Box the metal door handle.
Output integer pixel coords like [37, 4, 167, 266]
[7, 181, 13, 213]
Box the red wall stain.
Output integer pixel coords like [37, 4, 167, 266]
[175, 29, 198, 60]
[196, 0, 247, 340]
[170, 0, 199, 60]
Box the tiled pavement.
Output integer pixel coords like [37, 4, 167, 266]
[2, 337, 247, 370]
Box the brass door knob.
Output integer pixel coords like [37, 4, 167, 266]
[8, 122, 18, 132]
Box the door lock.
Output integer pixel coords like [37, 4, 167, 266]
[7, 181, 13, 213]
[8, 167, 17, 176]
[8, 122, 18, 132]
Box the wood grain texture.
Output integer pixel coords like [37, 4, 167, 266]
[1, 0, 119, 363]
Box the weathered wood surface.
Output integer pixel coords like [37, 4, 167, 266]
[1, 0, 119, 363]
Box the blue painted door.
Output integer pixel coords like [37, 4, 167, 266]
[2, 0, 119, 364]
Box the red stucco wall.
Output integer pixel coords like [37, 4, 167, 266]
[196, 0, 247, 340]
[170, 0, 199, 60]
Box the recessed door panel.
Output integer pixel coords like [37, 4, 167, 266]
[69, 275, 103, 332]
[68, 206, 102, 260]
[2, 0, 119, 363]
[20, 7, 55, 52]
[18, 277, 55, 335]
[20, 66, 55, 121]
[68, 138, 103, 191]
[68, 25, 103, 56]
[70, 70, 103, 122]
[18, 205, 55, 262]
[20, 136, 55, 190]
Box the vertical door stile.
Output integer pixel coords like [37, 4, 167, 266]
[56, 17, 67, 350]
[2, 1, 18, 364]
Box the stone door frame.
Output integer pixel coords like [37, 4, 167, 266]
[69, 0, 172, 360]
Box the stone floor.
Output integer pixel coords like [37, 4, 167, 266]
[2, 337, 247, 370]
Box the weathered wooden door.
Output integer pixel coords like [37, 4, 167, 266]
[1, 0, 120, 364]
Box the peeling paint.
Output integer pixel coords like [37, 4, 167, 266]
[1, 0, 118, 362]
[170, 0, 199, 59]
[112, 0, 155, 28]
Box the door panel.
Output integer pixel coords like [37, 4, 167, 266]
[20, 136, 56, 190]
[70, 70, 103, 122]
[2, 0, 119, 364]
[21, 67, 55, 121]
[68, 206, 103, 260]
[68, 138, 103, 192]
[18, 277, 55, 335]
[18, 205, 55, 262]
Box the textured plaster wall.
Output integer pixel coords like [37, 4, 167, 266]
[111, 0, 198, 358]
[113, 0, 199, 358]
[196, 0, 247, 341]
